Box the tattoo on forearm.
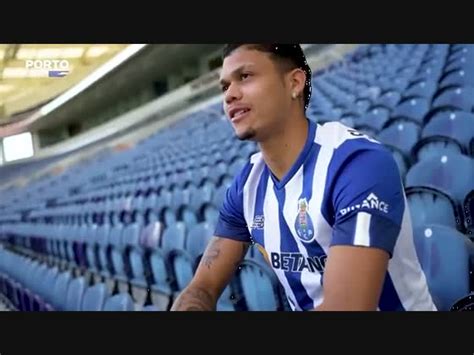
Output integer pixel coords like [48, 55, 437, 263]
[201, 238, 223, 269]
[171, 287, 215, 311]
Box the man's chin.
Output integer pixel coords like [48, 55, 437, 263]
[236, 129, 257, 141]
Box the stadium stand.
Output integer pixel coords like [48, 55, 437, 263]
[0, 44, 473, 311]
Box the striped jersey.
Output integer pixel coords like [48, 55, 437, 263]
[214, 119, 436, 311]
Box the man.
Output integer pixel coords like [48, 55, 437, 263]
[171, 44, 436, 311]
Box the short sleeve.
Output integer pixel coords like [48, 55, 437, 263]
[330, 147, 406, 257]
[214, 163, 252, 242]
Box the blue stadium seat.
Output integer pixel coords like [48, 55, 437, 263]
[405, 153, 474, 232]
[142, 305, 160, 311]
[444, 59, 474, 77]
[238, 252, 282, 311]
[81, 283, 109, 311]
[414, 110, 474, 160]
[108, 224, 126, 280]
[406, 153, 474, 203]
[149, 222, 186, 297]
[65, 277, 86, 311]
[377, 121, 420, 157]
[375, 90, 402, 109]
[407, 189, 460, 230]
[52, 271, 72, 311]
[440, 69, 474, 88]
[390, 96, 430, 125]
[413, 225, 474, 311]
[96, 224, 111, 276]
[413, 140, 464, 163]
[432, 86, 474, 112]
[228, 158, 247, 177]
[357, 106, 390, 132]
[84, 225, 98, 270]
[103, 293, 135, 311]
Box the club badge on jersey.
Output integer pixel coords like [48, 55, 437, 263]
[295, 198, 315, 243]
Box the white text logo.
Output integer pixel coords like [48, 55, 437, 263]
[25, 59, 70, 77]
[339, 193, 389, 216]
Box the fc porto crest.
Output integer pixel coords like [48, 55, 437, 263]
[294, 198, 315, 243]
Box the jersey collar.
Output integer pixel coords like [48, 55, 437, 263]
[269, 118, 317, 190]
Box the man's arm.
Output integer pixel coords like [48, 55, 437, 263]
[314, 245, 389, 311]
[171, 236, 249, 311]
[315, 140, 406, 311]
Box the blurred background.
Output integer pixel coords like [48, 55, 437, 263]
[0, 44, 473, 312]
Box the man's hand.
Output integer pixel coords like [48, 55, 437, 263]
[171, 237, 249, 311]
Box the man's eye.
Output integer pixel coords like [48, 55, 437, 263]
[241, 73, 251, 80]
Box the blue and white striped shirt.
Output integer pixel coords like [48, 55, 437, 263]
[215, 119, 436, 311]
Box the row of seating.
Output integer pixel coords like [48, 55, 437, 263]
[0, 219, 288, 311]
[0, 246, 141, 311]
[1, 221, 472, 311]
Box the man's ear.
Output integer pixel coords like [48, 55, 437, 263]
[288, 68, 306, 100]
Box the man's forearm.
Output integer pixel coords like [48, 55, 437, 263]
[170, 286, 217, 311]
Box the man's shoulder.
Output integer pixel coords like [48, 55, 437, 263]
[316, 121, 382, 151]
[317, 121, 395, 174]
[231, 151, 265, 190]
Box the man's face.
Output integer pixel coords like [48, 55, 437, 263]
[220, 46, 293, 141]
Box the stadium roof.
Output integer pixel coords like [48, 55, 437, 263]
[0, 44, 128, 121]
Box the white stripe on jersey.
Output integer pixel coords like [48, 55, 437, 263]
[263, 177, 300, 311]
[282, 165, 323, 309]
[316, 121, 380, 149]
[387, 194, 437, 311]
[312, 127, 337, 253]
[243, 153, 264, 234]
[354, 212, 372, 247]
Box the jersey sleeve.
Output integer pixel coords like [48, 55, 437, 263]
[214, 163, 252, 242]
[330, 146, 406, 257]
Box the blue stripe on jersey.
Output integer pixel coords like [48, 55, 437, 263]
[320, 137, 390, 226]
[368, 214, 401, 257]
[273, 183, 314, 310]
[327, 144, 405, 256]
[297, 143, 327, 272]
[238, 161, 254, 188]
[379, 273, 405, 311]
[251, 167, 269, 247]
[214, 161, 254, 242]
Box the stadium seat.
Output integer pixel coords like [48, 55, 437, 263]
[413, 110, 474, 160]
[406, 153, 474, 203]
[413, 225, 474, 311]
[51, 271, 72, 311]
[65, 276, 86, 311]
[440, 69, 474, 88]
[81, 283, 109, 311]
[103, 293, 135, 311]
[238, 256, 282, 311]
[432, 86, 474, 112]
[357, 106, 390, 132]
[377, 121, 420, 158]
[404, 80, 438, 100]
[389, 96, 430, 125]
[375, 90, 402, 109]
[149, 222, 186, 300]
[405, 153, 474, 232]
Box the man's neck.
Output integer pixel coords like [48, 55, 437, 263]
[259, 115, 309, 181]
